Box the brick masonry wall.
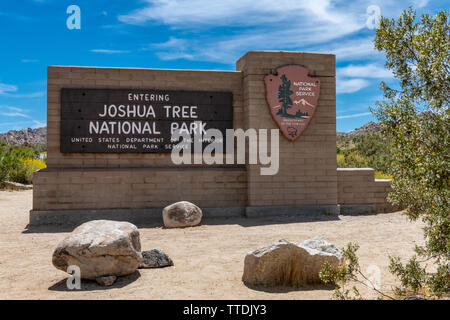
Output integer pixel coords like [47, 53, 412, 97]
[337, 168, 394, 212]
[33, 168, 247, 210]
[237, 51, 337, 207]
[33, 51, 392, 214]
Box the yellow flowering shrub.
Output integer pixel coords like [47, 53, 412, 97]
[374, 171, 393, 179]
[8, 158, 46, 184]
[22, 158, 46, 184]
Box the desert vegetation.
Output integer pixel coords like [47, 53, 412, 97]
[321, 7, 449, 299]
[337, 131, 394, 179]
[0, 141, 46, 185]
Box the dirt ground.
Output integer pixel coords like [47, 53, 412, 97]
[0, 190, 424, 300]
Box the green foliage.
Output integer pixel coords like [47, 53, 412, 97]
[327, 7, 449, 300]
[8, 158, 46, 184]
[278, 74, 293, 115]
[389, 256, 428, 298]
[372, 7, 449, 298]
[0, 141, 46, 185]
[337, 131, 394, 175]
[320, 243, 393, 300]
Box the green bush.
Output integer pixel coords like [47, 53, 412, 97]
[325, 7, 449, 299]
[0, 141, 46, 184]
[337, 132, 394, 176]
[8, 158, 46, 184]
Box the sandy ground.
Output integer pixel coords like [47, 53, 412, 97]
[0, 190, 424, 300]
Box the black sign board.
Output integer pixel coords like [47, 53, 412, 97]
[60, 88, 233, 153]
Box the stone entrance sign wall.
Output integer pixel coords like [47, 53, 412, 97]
[30, 51, 393, 225]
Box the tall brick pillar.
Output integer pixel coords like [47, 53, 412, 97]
[236, 51, 339, 216]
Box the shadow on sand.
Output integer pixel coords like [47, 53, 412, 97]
[22, 220, 164, 234]
[243, 282, 336, 293]
[48, 271, 141, 292]
[202, 214, 340, 227]
[23, 215, 340, 234]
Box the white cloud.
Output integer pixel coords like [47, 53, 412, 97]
[32, 120, 46, 128]
[119, 0, 425, 64]
[338, 64, 392, 78]
[21, 59, 39, 63]
[324, 37, 382, 61]
[0, 83, 44, 98]
[90, 49, 130, 54]
[126, 0, 370, 63]
[0, 83, 18, 94]
[0, 120, 45, 132]
[154, 37, 189, 49]
[337, 78, 370, 94]
[337, 112, 372, 119]
[4, 91, 46, 98]
[153, 28, 372, 63]
[5, 106, 23, 112]
[0, 106, 29, 118]
[334, 63, 392, 94]
[119, 0, 363, 28]
[0, 111, 29, 118]
[413, 0, 429, 8]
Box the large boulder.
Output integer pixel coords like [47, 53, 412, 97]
[52, 220, 143, 280]
[242, 238, 342, 287]
[162, 201, 202, 228]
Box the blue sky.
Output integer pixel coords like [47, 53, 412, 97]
[0, 0, 447, 133]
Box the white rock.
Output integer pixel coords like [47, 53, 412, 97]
[52, 220, 142, 280]
[298, 236, 342, 260]
[162, 201, 202, 228]
[242, 238, 342, 287]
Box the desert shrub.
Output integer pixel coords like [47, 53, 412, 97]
[324, 7, 449, 299]
[336, 154, 345, 167]
[373, 7, 449, 298]
[0, 141, 46, 184]
[337, 132, 394, 175]
[8, 158, 46, 184]
[374, 171, 393, 179]
[354, 132, 394, 173]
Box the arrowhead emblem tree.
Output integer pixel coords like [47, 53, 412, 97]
[264, 65, 320, 141]
[278, 75, 293, 116]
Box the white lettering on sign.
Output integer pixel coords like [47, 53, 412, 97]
[99, 104, 156, 118]
[127, 93, 170, 102]
[164, 106, 198, 119]
[170, 122, 207, 135]
[89, 121, 161, 135]
[293, 81, 316, 97]
[61, 89, 233, 153]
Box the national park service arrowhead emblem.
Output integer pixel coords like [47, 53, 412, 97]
[264, 65, 320, 141]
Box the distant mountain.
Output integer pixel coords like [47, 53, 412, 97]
[0, 127, 46, 146]
[337, 121, 382, 139]
[0, 121, 380, 146]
